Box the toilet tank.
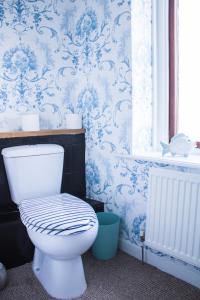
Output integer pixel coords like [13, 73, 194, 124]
[2, 144, 64, 205]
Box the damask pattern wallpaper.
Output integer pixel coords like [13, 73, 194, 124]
[0, 0, 135, 147]
[0, 0, 199, 283]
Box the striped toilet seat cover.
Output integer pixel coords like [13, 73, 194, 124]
[19, 193, 97, 236]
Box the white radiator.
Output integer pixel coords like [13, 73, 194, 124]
[146, 168, 200, 268]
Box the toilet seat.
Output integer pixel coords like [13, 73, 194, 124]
[19, 193, 97, 236]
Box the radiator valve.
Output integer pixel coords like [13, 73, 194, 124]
[140, 229, 145, 243]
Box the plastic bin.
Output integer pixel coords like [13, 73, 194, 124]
[92, 212, 120, 260]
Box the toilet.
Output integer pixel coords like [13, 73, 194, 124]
[2, 144, 98, 299]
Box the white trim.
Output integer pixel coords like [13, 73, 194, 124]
[119, 239, 142, 261]
[115, 151, 200, 169]
[152, 0, 169, 150]
[132, 152, 200, 168]
[119, 239, 200, 289]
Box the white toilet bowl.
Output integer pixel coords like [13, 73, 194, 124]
[28, 222, 98, 299]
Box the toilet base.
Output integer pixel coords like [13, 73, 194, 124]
[32, 248, 87, 299]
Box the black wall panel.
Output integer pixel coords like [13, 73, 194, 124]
[0, 133, 85, 268]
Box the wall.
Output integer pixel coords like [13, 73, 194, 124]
[0, 1, 150, 161]
[0, 0, 199, 288]
[0, 0, 138, 146]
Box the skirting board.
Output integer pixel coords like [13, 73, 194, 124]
[119, 239, 200, 289]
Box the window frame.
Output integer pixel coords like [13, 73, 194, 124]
[169, 0, 177, 140]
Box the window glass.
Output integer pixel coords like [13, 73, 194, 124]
[178, 0, 200, 141]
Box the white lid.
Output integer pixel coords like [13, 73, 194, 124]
[19, 193, 97, 236]
[1, 144, 64, 158]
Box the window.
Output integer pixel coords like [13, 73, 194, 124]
[152, 0, 169, 149]
[169, 0, 200, 147]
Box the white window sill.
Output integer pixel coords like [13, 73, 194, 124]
[116, 150, 200, 169]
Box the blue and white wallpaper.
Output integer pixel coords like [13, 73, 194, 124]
[0, 0, 199, 285]
[0, 0, 135, 146]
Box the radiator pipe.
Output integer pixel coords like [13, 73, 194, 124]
[140, 230, 145, 265]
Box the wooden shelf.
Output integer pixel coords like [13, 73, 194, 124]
[0, 129, 85, 139]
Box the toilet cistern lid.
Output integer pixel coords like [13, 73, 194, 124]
[1, 144, 64, 158]
[19, 193, 97, 236]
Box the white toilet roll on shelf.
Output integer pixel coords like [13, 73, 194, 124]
[21, 114, 40, 131]
[65, 114, 82, 129]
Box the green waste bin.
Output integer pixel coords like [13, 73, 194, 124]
[92, 212, 120, 260]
